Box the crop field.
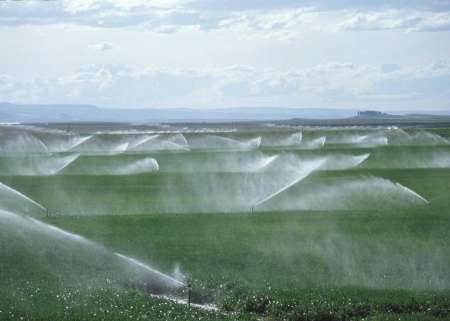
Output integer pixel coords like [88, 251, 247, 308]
[0, 123, 450, 321]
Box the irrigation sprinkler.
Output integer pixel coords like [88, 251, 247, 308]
[187, 283, 192, 307]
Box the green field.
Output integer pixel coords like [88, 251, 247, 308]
[1, 124, 450, 321]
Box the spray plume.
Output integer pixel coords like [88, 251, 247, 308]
[0, 181, 46, 211]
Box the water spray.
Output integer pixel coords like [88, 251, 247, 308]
[254, 159, 326, 207]
[115, 253, 186, 288]
[395, 183, 429, 204]
[0, 181, 47, 212]
[68, 135, 93, 151]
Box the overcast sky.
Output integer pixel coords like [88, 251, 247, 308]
[1, 0, 449, 111]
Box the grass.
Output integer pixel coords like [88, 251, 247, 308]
[1, 127, 450, 320]
[2, 209, 447, 320]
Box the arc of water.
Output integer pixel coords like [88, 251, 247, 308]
[115, 253, 186, 287]
[116, 158, 160, 175]
[0, 182, 46, 211]
[5, 210, 185, 288]
[163, 141, 190, 151]
[207, 135, 261, 150]
[51, 154, 80, 175]
[346, 153, 370, 169]
[355, 135, 369, 143]
[305, 136, 326, 148]
[35, 136, 49, 152]
[112, 142, 129, 153]
[68, 135, 93, 151]
[28, 218, 184, 286]
[129, 135, 159, 149]
[170, 133, 188, 147]
[254, 159, 326, 207]
[395, 183, 429, 204]
[247, 136, 262, 149]
[286, 132, 303, 145]
[256, 154, 279, 171]
[28, 217, 93, 243]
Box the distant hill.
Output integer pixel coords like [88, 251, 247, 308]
[1, 102, 449, 124]
[0, 102, 356, 123]
[357, 110, 393, 117]
[280, 113, 450, 127]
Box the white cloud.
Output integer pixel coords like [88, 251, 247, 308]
[215, 8, 324, 40]
[63, 0, 189, 13]
[63, 0, 100, 14]
[0, 0, 194, 29]
[339, 10, 450, 32]
[390, 61, 450, 79]
[89, 41, 115, 51]
[0, 1, 447, 35]
[1, 2, 449, 111]
[1, 62, 449, 109]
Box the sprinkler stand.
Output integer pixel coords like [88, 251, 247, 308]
[187, 283, 192, 307]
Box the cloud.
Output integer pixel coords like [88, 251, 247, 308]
[190, 0, 450, 13]
[89, 41, 114, 51]
[63, 0, 189, 13]
[1, 1, 448, 113]
[0, 0, 449, 36]
[215, 8, 322, 40]
[0, 0, 194, 28]
[1, 62, 449, 109]
[339, 10, 450, 32]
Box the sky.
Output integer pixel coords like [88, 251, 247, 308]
[0, 0, 449, 111]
